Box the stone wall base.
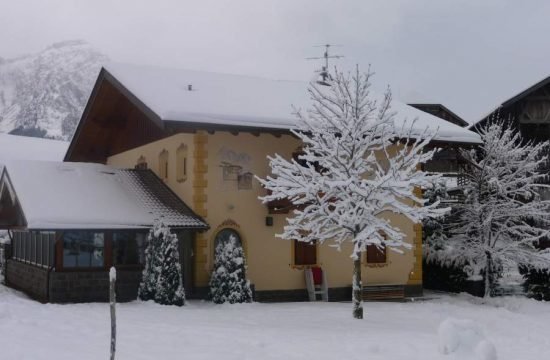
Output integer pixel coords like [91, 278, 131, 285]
[6, 260, 49, 302]
[6, 260, 142, 303]
[49, 269, 142, 303]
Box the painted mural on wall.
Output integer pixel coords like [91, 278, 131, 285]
[218, 146, 254, 191]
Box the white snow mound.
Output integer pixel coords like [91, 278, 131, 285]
[438, 318, 497, 360]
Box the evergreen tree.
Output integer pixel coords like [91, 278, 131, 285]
[258, 66, 445, 319]
[138, 221, 163, 301]
[138, 220, 185, 306]
[423, 180, 470, 292]
[423, 179, 450, 259]
[209, 234, 253, 304]
[155, 225, 185, 306]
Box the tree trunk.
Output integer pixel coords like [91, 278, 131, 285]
[484, 251, 492, 298]
[110, 267, 116, 360]
[352, 252, 363, 319]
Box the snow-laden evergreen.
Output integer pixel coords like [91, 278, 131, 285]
[209, 234, 253, 304]
[423, 180, 457, 270]
[138, 220, 185, 306]
[423, 179, 451, 259]
[258, 66, 446, 319]
[428, 118, 550, 297]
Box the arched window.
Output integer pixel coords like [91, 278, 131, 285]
[214, 228, 242, 249]
[135, 155, 148, 170]
[159, 149, 169, 180]
[176, 143, 188, 182]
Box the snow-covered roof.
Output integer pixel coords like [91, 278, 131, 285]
[0, 133, 68, 162]
[104, 62, 482, 144]
[0, 161, 207, 230]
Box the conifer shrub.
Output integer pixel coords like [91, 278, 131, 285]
[138, 220, 185, 306]
[209, 233, 252, 304]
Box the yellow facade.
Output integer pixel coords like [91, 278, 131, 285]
[107, 131, 421, 292]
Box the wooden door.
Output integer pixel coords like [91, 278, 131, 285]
[178, 231, 195, 297]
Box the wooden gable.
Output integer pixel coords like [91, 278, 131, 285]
[64, 69, 167, 163]
[0, 170, 27, 229]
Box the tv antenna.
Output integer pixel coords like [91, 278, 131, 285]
[306, 44, 344, 85]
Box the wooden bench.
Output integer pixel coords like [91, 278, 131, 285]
[362, 285, 405, 301]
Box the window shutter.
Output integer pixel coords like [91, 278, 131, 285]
[294, 240, 317, 266]
[366, 244, 386, 264]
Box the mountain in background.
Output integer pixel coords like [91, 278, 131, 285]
[0, 40, 108, 140]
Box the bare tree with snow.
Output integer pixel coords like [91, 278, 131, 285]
[258, 66, 445, 319]
[431, 118, 550, 297]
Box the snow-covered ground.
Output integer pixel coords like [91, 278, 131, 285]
[0, 285, 548, 360]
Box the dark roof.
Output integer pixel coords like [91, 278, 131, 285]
[0, 161, 208, 230]
[119, 169, 208, 229]
[470, 75, 550, 129]
[408, 103, 469, 127]
[501, 75, 550, 108]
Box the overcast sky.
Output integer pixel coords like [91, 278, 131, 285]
[2, 0, 550, 123]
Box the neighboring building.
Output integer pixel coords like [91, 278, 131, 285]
[470, 75, 550, 211]
[1, 63, 481, 302]
[409, 103, 469, 128]
[471, 75, 550, 143]
[409, 104, 470, 181]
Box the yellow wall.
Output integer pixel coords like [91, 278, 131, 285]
[107, 131, 420, 291]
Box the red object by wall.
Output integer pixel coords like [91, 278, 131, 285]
[311, 267, 323, 285]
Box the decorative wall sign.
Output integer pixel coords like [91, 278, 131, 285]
[237, 172, 253, 190]
[217, 146, 254, 191]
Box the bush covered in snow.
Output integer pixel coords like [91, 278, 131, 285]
[138, 220, 185, 306]
[519, 264, 550, 301]
[209, 234, 252, 304]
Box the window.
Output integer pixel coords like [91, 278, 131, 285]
[12, 231, 55, 267]
[214, 228, 242, 249]
[113, 231, 147, 266]
[135, 155, 148, 170]
[237, 172, 253, 190]
[294, 240, 317, 266]
[25, 232, 31, 262]
[366, 244, 387, 264]
[37, 234, 42, 265]
[62, 231, 105, 268]
[159, 150, 169, 180]
[13, 232, 20, 260]
[31, 232, 36, 264]
[176, 144, 188, 182]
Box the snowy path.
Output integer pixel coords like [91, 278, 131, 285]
[0, 285, 548, 359]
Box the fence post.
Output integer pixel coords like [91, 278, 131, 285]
[109, 267, 116, 360]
